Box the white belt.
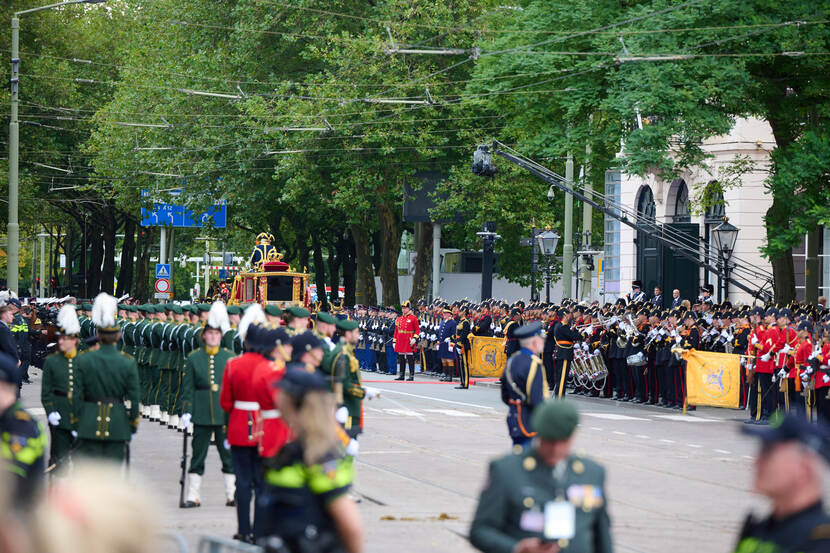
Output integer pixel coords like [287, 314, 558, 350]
[233, 401, 259, 411]
[260, 409, 281, 419]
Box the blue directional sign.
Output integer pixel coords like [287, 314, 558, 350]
[140, 189, 227, 228]
[155, 264, 171, 279]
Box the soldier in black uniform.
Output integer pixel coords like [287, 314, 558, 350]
[553, 309, 583, 398]
[503, 308, 523, 359]
[734, 413, 830, 553]
[500, 322, 550, 447]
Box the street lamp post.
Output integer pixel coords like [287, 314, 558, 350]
[711, 217, 739, 302]
[476, 222, 499, 301]
[536, 228, 560, 303]
[7, 0, 105, 294]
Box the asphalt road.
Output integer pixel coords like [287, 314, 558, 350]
[20, 367, 815, 553]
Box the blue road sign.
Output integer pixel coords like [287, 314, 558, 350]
[140, 190, 227, 228]
[155, 264, 171, 279]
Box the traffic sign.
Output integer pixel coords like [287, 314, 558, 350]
[154, 292, 171, 299]
[140, 189, 227, 228]
[155, 264, 171, 278]
[155, 278, 171, 294]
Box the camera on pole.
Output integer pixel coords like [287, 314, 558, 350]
[472, 144, 496, 177]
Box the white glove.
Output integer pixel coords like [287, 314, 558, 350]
[781, 344, 791, 354]
[809, 347, 821, 360]
[670, 330, 678, 338]
[777, 369, 788, 380]
[335, 406, 349, 424]
[47, 411, 61, 426]
[180, 413, 192, 428]
[761, 353, 771, 362]
[223, 439, 231, 450]
[659, 329, 667, 336]
[410, 338, 416, 346]
[801, 372, 810, 383]
[751, 336, 759, 345]
[71, 430, 77, 439]
[675, 336, 682, 344]
[345, 439, 360, 457]
[430, 334, 437, 342]
[593, 349, 601, 356]
[824, 374, 830, 384]
[720, 330, 730, 339]
[365, 387, 380, 400]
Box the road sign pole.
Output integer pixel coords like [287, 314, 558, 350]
[160, 227, 167, 265]
[562, 154, 574, 299]
[203, 240, 210, 299]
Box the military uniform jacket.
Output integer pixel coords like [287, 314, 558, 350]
[501, 349, 549, 441]
[41, 351, 78, 430]
[181, 346, 235, 426]
[470, 450, 612, 553]
[334, 343, 364, 432]
[220, 352, 265, 447]
[554, 323, 583, 361]
[74, 344, 140, 441]
[732, 501, 830, 553]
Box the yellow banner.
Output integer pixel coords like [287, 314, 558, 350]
[469, 336, 507, 377]
[682, 349, 741, 409]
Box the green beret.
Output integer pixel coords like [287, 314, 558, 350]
[82, 303, 93, 311]
[335, 318, 358, 331]
[316, 312, 337, 325]
[264, 304, 283, 317]
[197, 303, 211, 313]
[531, 400, 579, 441]
[226, 305, 242, 315]
[168, 304, 183, 314]
[117, 304, 126, 311]
[286, 306, 310, 318]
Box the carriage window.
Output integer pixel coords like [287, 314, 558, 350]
[267, 276, 294, 302]
[245, 278, 255, 301]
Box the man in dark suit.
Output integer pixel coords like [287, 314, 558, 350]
[651, 286, 664, 308]
[0, 306, 22, 394]
[671, 289, 683, 308]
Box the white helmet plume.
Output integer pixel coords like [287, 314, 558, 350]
[91, 292, 118, 330]
[57, 304, 81, 336]
[207, 301, 231, 334]
[238, 303, 265, 342]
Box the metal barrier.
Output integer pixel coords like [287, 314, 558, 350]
[198, 535, 264, 553]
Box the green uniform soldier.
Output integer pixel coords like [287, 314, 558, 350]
[41, 304, 81, 472]
[180, 301, 236, 507]
[329, 319, 374, 438]
[285, 306, 311, 336]
[470, 400, 612, 553]
[145, 305, 165, 420]
[74, 293, 141, 463]
[166, 304, 187, 430]
[222, 305, 243, 354]
[78, 303, 94, 352]
[135, 305, 153, 418]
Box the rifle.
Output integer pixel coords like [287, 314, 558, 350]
[178, 428, 189, 508]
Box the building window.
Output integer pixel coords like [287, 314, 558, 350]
[673, 180, 690, 223]
[704, 186, 726, 290]
[604, 170, 621, 294]
[821, 227, 829, 299]
[637, 185, 656, 221]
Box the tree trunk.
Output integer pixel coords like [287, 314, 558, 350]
[134, 226, 153, 301]
[100, 212, 117, 294]
[765, 109, 796, 304]
[340, 233, 357, 307]
[805, 227, 820, 304]
[350, 223, 376, 306]
[116, 217, 136, 297]
[376, 202, 401, 306]
[296, 233, 310, 275]
[87, 221, 104, 295]
[409, 222, 432, 304]
[65, 224, 75, 293]
[51, 226, 62, 293]
[311, 233, 328, 311]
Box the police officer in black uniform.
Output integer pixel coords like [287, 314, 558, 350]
[734, 413, 830, 553]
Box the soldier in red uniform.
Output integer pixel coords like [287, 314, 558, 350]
[750, 308, 778, 424]
[815, 332, 830, 424]
[394, 301, 420, 381]
[794, 321, 814, 417]
[219, 305, 267, 543]
[769, 309, 800, 414]
[251, 327, 293, 459]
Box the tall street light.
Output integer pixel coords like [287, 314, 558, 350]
[536, 228, 559, 303]
[711, 217, 739, 302]
[8, 0, 105, 294]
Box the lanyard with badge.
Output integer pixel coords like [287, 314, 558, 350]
[544, 462, 576, 541]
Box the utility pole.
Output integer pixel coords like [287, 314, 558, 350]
[8, 17, 19, 294]
[562, 155, 574, 299]
[478, 222, 499, 301]
[431, 223, 441, 301]
[581, 142, 593, 300]
[159, 227, 167, 265]
[38, 231, 46, 297]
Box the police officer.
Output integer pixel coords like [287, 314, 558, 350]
[501, 322, 550, 447]
[0, 350, 45, 508]
[41, 304, 81, 472]
[180, 301, 236, 509]
[734, 413, 830, 552]
[73, 293, 140, 463]
[470, 399, 612, 553]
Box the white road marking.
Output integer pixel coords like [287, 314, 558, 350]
[612, 431, 627, 436]
[590, 426, 604, 431]
[714, 449, 731, 455]
[422, 409, 479, 417]
[359, 450, 412, 455]
[582, 412, 650, 421]
[686, 444, 703, 448]
[660, 439, 675, 444]
[383, 408, 425, 419]
[373, 388, 496, 410]
[742, 455, 754, 460]
[653, 415, 718, 422]
[28, 407, 45, 416]
[636, 435, 650, 439]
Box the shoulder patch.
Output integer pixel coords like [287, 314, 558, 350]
[810, 524, 830, 540]
[14, 410, 31, 421]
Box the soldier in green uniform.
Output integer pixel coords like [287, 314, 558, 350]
[41, 304, 81, 472]
[166, 304, 187, 430]
[264, 304, 283, 328]
[180, 301, 236, 508]
[78, 303, 94, 351]
[0, 351, 46, 508]
[74, 293, 141, 463]
[147, 304, 166, 421]
[285, 306, 311, 336]
[223, 305, 243, 354]
[470, 400, 612, 553]
[329, 319, 375, 438]
[135, 305, 153, 418]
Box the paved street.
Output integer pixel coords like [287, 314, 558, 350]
[20, 367, 819, 553]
